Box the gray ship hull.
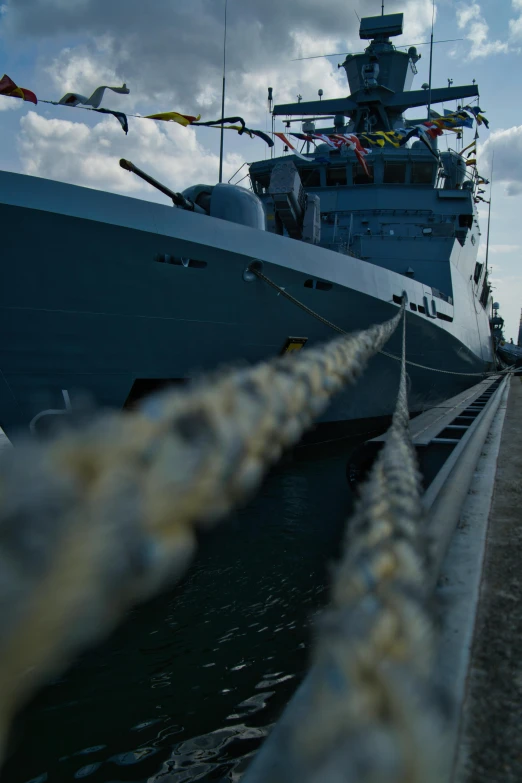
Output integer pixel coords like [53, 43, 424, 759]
[0, 172, 493, 442]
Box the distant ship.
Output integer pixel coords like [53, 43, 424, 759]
[0, 11, 494, 442]
[490, 304, 522, 368]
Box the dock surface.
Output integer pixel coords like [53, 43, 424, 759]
[455, 378, 522, 782]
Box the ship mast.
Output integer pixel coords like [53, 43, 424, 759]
[218, 0, 228, 184]
[427, 0, 435, 119]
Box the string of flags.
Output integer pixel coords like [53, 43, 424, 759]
[275, 131, 372, 174]
[0, 73, 490, 179]
[0, 74, 275, 144]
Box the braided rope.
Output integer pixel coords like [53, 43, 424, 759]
[250, 314, 448, 783]
[250, 264, 496, 377]
[0, 307, 402, 753]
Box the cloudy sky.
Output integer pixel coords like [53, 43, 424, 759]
[1, 0, 521, 339]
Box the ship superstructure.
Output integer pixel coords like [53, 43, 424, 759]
[250, 13, 488, 314]
[0, 11, 494, 441]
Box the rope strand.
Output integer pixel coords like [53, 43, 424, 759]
[0, 306, 402, 752]
[245, 305, 448, 783]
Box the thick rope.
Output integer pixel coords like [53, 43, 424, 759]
[0, 307, 402, 757]
[249, 312, 449, 783]
[249, 264, 496, 377]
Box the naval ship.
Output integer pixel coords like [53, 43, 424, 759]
[0, 11, 494, 442]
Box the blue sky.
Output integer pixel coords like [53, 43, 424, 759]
[1, 0, 521, 339]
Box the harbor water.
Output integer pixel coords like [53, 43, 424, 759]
[2, 435, 363, 783]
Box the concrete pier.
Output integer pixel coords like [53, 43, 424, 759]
[449, 378, 522, 781]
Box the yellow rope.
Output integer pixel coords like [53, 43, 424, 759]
[0, 307, 402, 752]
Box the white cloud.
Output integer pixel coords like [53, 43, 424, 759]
[6, 0, 435, 199]
[401, 0, 436, 41]
[478, 126, 522, 196]
[490, 244, 521, 254]
[18, 111, 245, 201]
[45, 44, 128, 104]
[5, 0, 434, 125]
[456, 3, 509, 59]
[0, 97, 23, 111]
[510, 0, 522, 40]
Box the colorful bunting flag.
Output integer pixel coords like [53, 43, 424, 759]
[358, 133, 386, 148]
[1, 74, 490, 163]
[58, 83, 129, 108]
[275, 130, 373, 172]
[374, 131, 404, 147]
[93, 107, 129, 134]
[465, 105, 489, 129]
[247, 128, 274, 147]
[274, 132, 310, 160]
[461, 139, 477, 156]
[0, 74, 37, 105]
[193, 116, 274, 147]
[145, 111, 201, 126]
[440, 109, 474, 129]
[289, 132, 315, 142]
[397, 125, 439, 158]
[193, 116, 245, 131]
[332, 134, 371, 175]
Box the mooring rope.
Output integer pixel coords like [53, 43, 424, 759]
[245, 309, 448, 783]
[0, 305, 403, 756]
[249, 264, 497, 377]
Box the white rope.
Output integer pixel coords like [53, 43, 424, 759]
[0, 305, 403, 755]
[246, 308, 448, 783]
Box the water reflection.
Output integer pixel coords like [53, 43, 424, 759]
[3, 438, 360, 783]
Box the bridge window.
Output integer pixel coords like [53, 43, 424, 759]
[411, 162, 434, 184]
[301, 168, 321, 187]
[353, 164, 374, 185]
[326, 167, 347, 186]
[383, 162, 407, 184]
[459, 214, 474, 228]
[437, 311, 453, 322]
[474, 262, 483, 284]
